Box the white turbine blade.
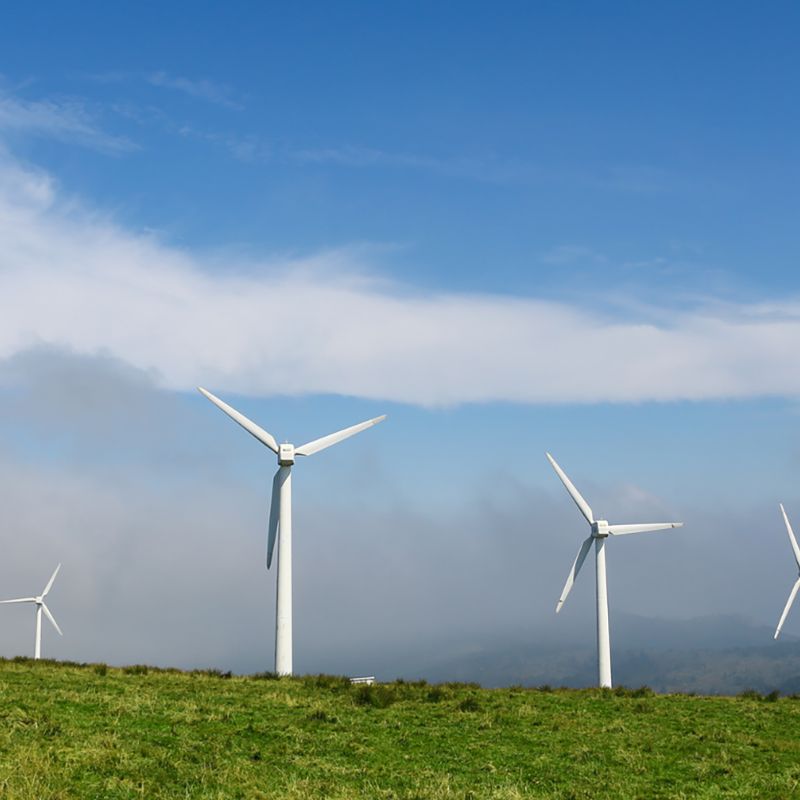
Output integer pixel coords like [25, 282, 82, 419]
[780, 504, 800, 571]
[198, 387, 279, 454]
[295, 415, 386, 457]
[0, 597, 36, 604]
[42, 563, 61, 596]
[41, 603, 62, 636]
[556, 536, 593, 613]
[545, 453, 594, 524]
[774, 578, 800, 639]
[267, 469, 282, 569]
[607, 523, 683, 536]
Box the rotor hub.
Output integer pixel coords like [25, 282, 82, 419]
[591, 520, 609, 538]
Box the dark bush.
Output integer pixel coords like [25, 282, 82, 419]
[353, 685, 396, 708]
[458, 697, 481, 713]
[93, 663, 108, 676]
[426, 687, 446, 703]
[613, 685, 654, 698]
[308, 709, 338, 723]
[122, 664, 149, 676]
[191, 668, 232, 679]
[303, 674, 351, 691]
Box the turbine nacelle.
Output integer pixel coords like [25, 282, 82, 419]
[591, 520, 609, 538]
[278, 444, 295, 465]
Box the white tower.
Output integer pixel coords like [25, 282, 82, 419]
[0, 564, 63, 659]
[546, 454, 682, 688]
[199, 388, 385, 675]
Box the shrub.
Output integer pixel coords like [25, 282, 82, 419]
[613, 685, 654, 698]
[426, 687, 446, 703]
[122, 665, 149, 676]
[192, 668, 232, 679]
[308, 709, 338, 723]
[93, 663, 108, 676]
[353, 685, 396, 708]
[303, 674, 351, 691]
[458, 697, 481, 713]
[250, 671, 280, 680]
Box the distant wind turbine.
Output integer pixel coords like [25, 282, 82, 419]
[546, 453, 683, 688]
[774, 504, 800, 640]
[199, 387, 386, 676]
[0, 564, 63, 659]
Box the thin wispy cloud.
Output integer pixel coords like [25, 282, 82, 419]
[83, 69, 243, 110]
[0, 92, 136, 154]
[291, 144, 542, 184]
[147, 72, 243, 110]
[1, 153, 799, 407]
[540, 245, 608, 265]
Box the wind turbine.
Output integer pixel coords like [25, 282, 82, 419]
[546, 453, 683, 688]
[0, 564, 63, 659]
[774, 504, 800, 640]
[199, 387, 386, 676]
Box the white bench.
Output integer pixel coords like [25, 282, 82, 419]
[349, 676, 376, 685]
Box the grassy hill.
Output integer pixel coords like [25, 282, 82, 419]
[1, 659, 800, 799]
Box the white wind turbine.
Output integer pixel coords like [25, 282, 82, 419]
[774, 504, 800, 640]
[0, 564, 63, 659]
[199, 387, 386, 676]
[546, 453, 683, 688]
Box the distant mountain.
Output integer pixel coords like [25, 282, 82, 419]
[362, 614, 800, 694]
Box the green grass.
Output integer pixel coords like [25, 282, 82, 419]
[1, 660, 800, 799]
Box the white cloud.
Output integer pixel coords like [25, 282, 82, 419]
[1, 154, 800, 407]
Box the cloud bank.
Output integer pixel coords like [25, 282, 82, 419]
[2, 153, 800, 407]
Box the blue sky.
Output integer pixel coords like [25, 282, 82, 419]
[0, 2, 799, 673]
[2, 1, 799, 296]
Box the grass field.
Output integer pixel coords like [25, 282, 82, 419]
[1, 659, 800, 799]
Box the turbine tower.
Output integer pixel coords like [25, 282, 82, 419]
[774, 503, 800, 639]
[0, 564, 63, 659]
[199, 387, 386, 676]
[546, 453, 682, 688]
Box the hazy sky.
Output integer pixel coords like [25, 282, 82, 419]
[0, 2, 799, 677]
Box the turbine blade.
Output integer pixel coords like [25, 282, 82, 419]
[780, 504, 800, 571]
[198, 387, 279, 454]
[774, 578, 800, 639]
[267, 468, 283, 569]
[41, 603, 62, 636]
[607, 523, 683, 536]
[556, 536, 593, 613]
[42, 563, 61, 596]
[295, 415, 386, 457]
[546, 453, 594, 524]
[0, 597, 36, 604]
